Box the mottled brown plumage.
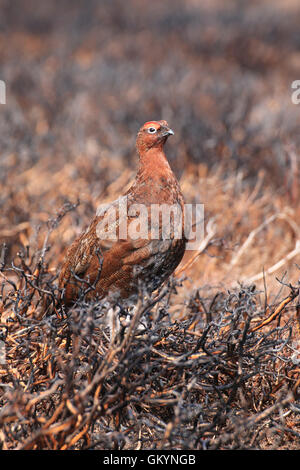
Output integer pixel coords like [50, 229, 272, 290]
[59, 120, 186, 306]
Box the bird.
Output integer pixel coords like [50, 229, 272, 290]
[58, 120, 186, 308]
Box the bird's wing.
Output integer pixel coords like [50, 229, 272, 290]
[59, 196, 123, 280]
[59, 194, 145, 285]
[59, 193, 183, 302]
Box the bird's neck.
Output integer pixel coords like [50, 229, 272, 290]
[138, 146, 173, 180]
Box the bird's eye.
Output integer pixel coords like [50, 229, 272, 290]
[148, 127, 157, 134]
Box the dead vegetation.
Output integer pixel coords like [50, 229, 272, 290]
[0, 247, 299, 450]
[0, 0, 300, 450]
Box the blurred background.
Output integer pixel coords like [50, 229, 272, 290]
[0, 0, 299, 299]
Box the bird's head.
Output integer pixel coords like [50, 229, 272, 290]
[136, 120, 174, 154]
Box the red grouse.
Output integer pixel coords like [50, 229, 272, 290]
[59, 120, 186, 306]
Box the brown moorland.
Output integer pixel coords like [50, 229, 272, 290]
[0, 0, 299, 450]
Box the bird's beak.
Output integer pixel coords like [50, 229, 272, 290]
[162, 127, 174, 137]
